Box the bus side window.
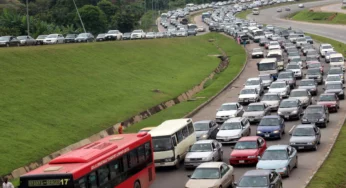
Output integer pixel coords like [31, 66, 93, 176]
[145, 142, 152, 161]
[76, 177, 86, 188]
[128, 150, 139, 169]
[187, 122, 194, 135]
[110, 159, 121, 179]
[87, 172, 97, 188]
[138, 145, 146, 163]
[182, 126, 189, 138]
[176, 130, 183, 143]
[97, 165, 109, 185]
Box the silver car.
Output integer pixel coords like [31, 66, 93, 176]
[277, 71, 296, 89]
[261, 93, 281, 111]
[268, 81, 291, 98]
[216, 117, 251, 144]
[289, 89, 312, 107]
[252, 48, 264, 58]
[289, 124, 321, 151]
[298, 79, 318, 96]
[259, 74, 274, 89]
[243, 103, 271, 123]
[278, 99, 304, 120]
[238, 88, 261, 105]
[184, 140, 223, 169]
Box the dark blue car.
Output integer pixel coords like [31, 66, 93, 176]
[256, 115, 285, 139]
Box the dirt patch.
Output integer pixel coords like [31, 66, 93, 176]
[327, 13, 337, 21]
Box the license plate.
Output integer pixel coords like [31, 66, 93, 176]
[250, 118, 254, 121]
[298, 146, 304, 149]
[265, 134, 270, 137]
[285, 115, 289, 118]
[239, 160, 245, 163]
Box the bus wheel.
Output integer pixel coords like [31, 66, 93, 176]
[134, 181, 141, 188]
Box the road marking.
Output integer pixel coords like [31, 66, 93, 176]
[289, 125, 296, 133]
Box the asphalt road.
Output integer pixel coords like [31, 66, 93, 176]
[319, 3, 346, 14]
[247, 0, 346, 43]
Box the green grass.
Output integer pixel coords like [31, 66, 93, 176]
[125, 33, 246, 133]
[0, 33, 234, 176]
[291, 10, 346, 25]
[305, 34, 346, 188]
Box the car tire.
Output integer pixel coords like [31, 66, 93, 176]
[17, 43, 20, 47]
[278, 132, 282, 139]
[283, 129, 285, 134]
[134, 181, 141, 188]
[314, 144, 318, 151]
[286, 166, 290, 177]
[6, 43, 10, 47]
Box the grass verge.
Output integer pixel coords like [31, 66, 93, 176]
[125, 32, 246, 133]
[290, 9, 346, 25]
[305, 34, 346, 188]
[0, 34, 225, 176]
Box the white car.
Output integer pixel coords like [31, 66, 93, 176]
[259, 74, 274, 88]
[268, 41, 281, 50]
[298, 3, 304, 8]
[131, 29, 146, 39]
[242, 103, 271, 123]
[105, 30, 123, 40]
[264, 31, 273, 38]
[325, 51, 338, 63]
[197, 26, 205, 32]
[251, 48, 265, 58]
[319, 43, 334, 57]
[184, 140, 223, 169]
[261, 93, 282, 111]
[216, 117, 251, 143]
[244, 77, 264, 95]
[286, 63, 302, 79]
[216, 103, 244, 124]
[238, 88, 261, 104]
[277, 8, 282, 12]
[185, 162, 234, 188]
[325, 75, 343, 85]
[43, 34, 65, 44]
[268, 81, 291, 98]
[295, 37, 308, 48]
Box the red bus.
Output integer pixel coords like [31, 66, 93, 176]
[19, 132, 155, 188]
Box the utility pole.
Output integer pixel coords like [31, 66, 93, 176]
[26, 0, 30, 36]
[72, 0, 86, 33]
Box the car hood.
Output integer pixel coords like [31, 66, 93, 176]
[257, 160, 288, 169]
[105, 33, 117, 36]
[317, 101, 337, 105]
[257, 125, 280, 132]
[185, 152, 213, 159]
[195, 131, 209, 138]
[244, 85, 260, 89]
[243, 111, 264, 116]
[290, 96, 308, 102]
[239, 94, 257, 98]
[216, 110, 237, 116]
[231, 149, 258, 156]
[277, 78, 293, 82]
[261, 100, 280, 106]
[290, 136, 316, 143]
[299, 86, 315, 90]
[217, 129, 241, 137]
[278, 107, 298, 112]
[325, 89, 342, 93]
[252, 51, 263, 54]
[268, 88, 286, 93]
[185, 179, 219, 188]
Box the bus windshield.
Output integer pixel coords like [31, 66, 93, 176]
[258, 62, 276, 71]
[152, 136, 173, 152]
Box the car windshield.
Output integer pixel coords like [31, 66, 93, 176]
[300, 80, 315, 86]
[296, 38, 306, 42]
[258, 62, 276, 71]
[261, 150, 288, 160]
[17, 36, 27, 40]
[133, 30, 142, 33]
[278, 73, 292, 79]
[247, 105, 264, 111]
[330, 57, 344, 62]
[280, 100, 297, 108]
[190, 168, 220, 179]
[288, 52, 299, 56]
[307, 69, 320, 75]
[287, 64, 300, 69]
[253, 48, 262, 52]
[78, 33, 88, 37]
[306, 107, 323, 114]
[292, 128, 315, 136]
[309, 63, 321, 68]
[246, 80, 260, 85]
[193, 122, 210, 131]
[66, 34, 76, 38]
[190, 143, 212, 152]
[267, 54, 282, 60]
[47, 34, 58, 38]
[0, 36, 10, 41]
[97, 34, 105, 37]
[152, 136, 173, 152]
[306, 57, 318, 61]
[291, 57, 301, 62]
[322, 45, 332, 49]
[108, 30, 119, 34]
[326, 83, 342, 90]
[328, 69, 343, 74]
[234, 141, 258, 149]
[238, 176, 268, 187]
[219, 104, 237, 111]
[241, 89, 256, 94]
[308, 51, 318, 55]
[319, 95, 336, 101]
[262, 94, 280, 101]
[327, 76, 341, 82]
[220, 122, 242, 130]
[37, 35, 47, 39]
[290, 90, 307, 97]
[259, 75, 271, 80]
[259, 118, 280, 126]
[270, 82, 286, 88]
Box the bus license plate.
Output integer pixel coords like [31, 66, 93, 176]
[285, 115, 289, 118]
[239, 160, 245, 163]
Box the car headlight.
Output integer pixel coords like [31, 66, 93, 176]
[281, 91, 286, 95]
[273, 130, 280, 134]
[291, 110, 298, 114]
[302, 118, 308, 122]
[278, 167, 287, 171]
[185, 158, 190, 162]
[318, 118, 325, 122]
[165, 158, 172, 162]
[202, 157, 212, 161]
[200, 134, 208, 139]
[340, 91, 344, 94]
[290, 142, 296, 145]
[278, 111, 282, 115]
[307, 142, 315, 145]
[257, 130, 262, 134]
[248, 155, 256, 158]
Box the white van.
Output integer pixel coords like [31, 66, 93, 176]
[252, 7, 260, 15]
[267, 49, 284, 70]
[329, 53, 345, 71]
[257, 58, 279, 78]
[150, 118, 196, 168]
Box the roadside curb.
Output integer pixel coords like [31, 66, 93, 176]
[184, 34, 249, 118]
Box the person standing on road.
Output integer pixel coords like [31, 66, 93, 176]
[117, 122, 124, 134]
[2, 177, 14, 188]
[243, 39, 246, 48]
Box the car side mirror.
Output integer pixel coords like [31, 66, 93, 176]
[187, 175, 191, 178]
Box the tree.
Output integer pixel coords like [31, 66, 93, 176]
[97, 0, 117, 23]
[77, 5, 107, 34]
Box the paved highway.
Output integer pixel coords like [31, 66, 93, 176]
[320, 3, 346, 14]
[247, 0, 346, 43]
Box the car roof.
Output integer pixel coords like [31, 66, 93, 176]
[247, 77, 261, 81]
[263, 115, 280, 119]
[300, 79, 314, 81]
[195, 139, 214, 144]
[307, 105, 324, 108]
[221, 102, 238, 105]
[197, 162, 224, 168]
[287, 62, 300, 66]
[291, 88, 308, 92]
[248, 102, 265, 106]
[267, 145, 289, 150]
[224, 117, 243, 123]
[194, 120, 213, 124]
[320, 93, 335, 96]
[295, 124, 315, 128]
[282, 98, 299, 102]
[243, 170, 271, 176]
[238, 136, 260, 141]
[263, 93, 279, 96]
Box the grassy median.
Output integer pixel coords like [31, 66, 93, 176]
[125, 32, 246, 133]
[0, 34, 231, 175]
[290, 10, 346, 25]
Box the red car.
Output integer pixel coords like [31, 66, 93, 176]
[306, 61, 324, 74]
[229, 136, 267, 165]
[317, 93, 340, 112]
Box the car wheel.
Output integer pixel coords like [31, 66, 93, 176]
[294, 157, 298, 168]
[17, 43, 20, 47]
[286, 166, 290, 177]
[134, 181, 141, 188]
[6, 43, 10, 47]
[278, 132, 282, 139]
[314, 144, 318, 151]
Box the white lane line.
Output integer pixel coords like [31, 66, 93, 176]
[289, 124, 297, 133]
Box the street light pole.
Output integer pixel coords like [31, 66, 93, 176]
[72, 0, 87, 33]
[26, 0, 30, 36]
